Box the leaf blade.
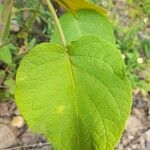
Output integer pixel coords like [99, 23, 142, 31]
[0, 46, 12, 65]
[55, 0, 107, 16]
[15, 36, 132, 150]
[51, 10, 115, 45]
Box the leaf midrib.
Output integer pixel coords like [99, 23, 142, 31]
[66, 53, 80, 149]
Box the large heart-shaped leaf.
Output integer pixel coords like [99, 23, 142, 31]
[55, 0, 107, 16]
[15, 35, 131, 150]
[51, 10, 115, 45]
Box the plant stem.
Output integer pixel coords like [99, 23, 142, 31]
[27, 0, 41, 30]
[13, 8, 38, 14]
[0, 0, 13, 45]
[44, 0, 67, 47]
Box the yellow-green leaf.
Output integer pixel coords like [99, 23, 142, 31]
[55, 0, 107, 16]
[51, 10, 115, 45]
[15, 35, 132, 150]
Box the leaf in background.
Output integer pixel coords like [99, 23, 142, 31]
[55, 0, 107, 16]
[0, 46, 12, 65]
[0, 70, 5, 83]
[0, 4, 3, 14]
[137, 80, 150, 92]
[4, 79, 15, 96]
[51, 10, 115, 45]
[0, 0, 13, 45]
[16, 35, 132, 150]
[143, 0, 150, 15]
[141, 39, 150, 58]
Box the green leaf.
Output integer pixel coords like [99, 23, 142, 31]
[15, 36, 132, 150]
[0, 46, 12, 65]
[4, 79, 16, 96]
[137, 80, 150, 92]
[0, 4, 3, 14]
[143, 0, 150, 15]
[51, 10, 116, 45]
[0, 70, 5, 82]
[55, 0, 107, 16]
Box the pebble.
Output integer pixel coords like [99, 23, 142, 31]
[140, 136, 146, 150]
[146, 142, 150, 150]
[117, 144, 124, 150]
[0, 124, 16, 149]
[134, 99, 147, 108]
[128, 135, 134, 140]
[38, 145, 51, 150]
[145, 130, 150, 142]
[132, 144, 141, 150]
[122, 137, 129, 145]
[0, 103, 9, 116]
[125, 115, 143, 134]
[21, 131, 40, 145]
[13, 109, 20, 116]
[11, 116, 24, 128]
[0, 117, 11, 124]
[133, 108, 143, 120]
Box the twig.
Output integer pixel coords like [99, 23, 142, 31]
[12, 8, 38, 14]
[27, 0, 41, 31]
[3, 142, 51, 150]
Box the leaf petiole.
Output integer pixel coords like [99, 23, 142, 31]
[44, 0, 67, 48]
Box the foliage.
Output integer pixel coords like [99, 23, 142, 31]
[0, 46, 12, 65]
[16, 35, 131, 150]
[108, 0, 150, 92]
[0, 1, 15, 100]
[143, 0, 150, 15]
[0, 0, 53, 100]
[0, 0, 149, 149]
[51, 10, 115, 45]
[14, 0, 132, 149]
[0, 0, 13, 45]
[55, 0, 107, 16]
[127, 0, 150, 16]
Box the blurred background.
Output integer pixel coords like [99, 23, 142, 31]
[0, 0, 149, 149]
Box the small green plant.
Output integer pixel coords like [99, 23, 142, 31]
[15, 0, 132, 149]
[0, 0, 12, 64]
[111, 0, 150, 92]
[0, 0, 16, 100]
